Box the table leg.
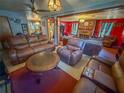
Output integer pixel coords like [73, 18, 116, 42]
[36, 78, 41, 84]
[36, 73, 42, 84]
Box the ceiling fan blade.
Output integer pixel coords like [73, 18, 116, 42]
[37, 9, 50, 12]
[31, 0, 35, 8]
[23, 10, 32, 11]
[34, 12, 40, 15]
[31, 0, 34, 5]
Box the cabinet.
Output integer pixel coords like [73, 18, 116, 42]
[78, 20, 96, 38]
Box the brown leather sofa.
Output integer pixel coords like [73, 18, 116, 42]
[8, 34, 55, 65]
[73, 51, 124, 93]
[57, 38, 84, 66]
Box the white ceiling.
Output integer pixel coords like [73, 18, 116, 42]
[0, 0, 124, 17]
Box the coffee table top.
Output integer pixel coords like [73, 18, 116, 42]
[26, 52, 60, 72]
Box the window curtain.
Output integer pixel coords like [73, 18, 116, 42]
[98, 22, 113, 37]
[71, 23, 78, 35]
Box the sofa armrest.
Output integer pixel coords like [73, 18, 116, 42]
[70, 50, 83, 66]
[48, 41, 53, 43]
[91, 56, 115, 66]
[9, 49, 18, 65]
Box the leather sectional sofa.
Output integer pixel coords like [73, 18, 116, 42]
[73, 51, 124, 93]
[8, 34, 55, 65]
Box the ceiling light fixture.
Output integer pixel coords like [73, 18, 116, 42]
[48, 0, 62, 11]
[79, 19, 85, 23]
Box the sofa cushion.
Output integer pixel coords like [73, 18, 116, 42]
[38, 35, 48, 41]
[32, 43, 55, 53]
[73, 77, 106, 93]
[29, 42, 41, 47]
[44, 43, 55, 50]
[15, 44, 29, 49]
[40, 40, 49, 45]
[32, 45, 45, 53]
[17, 47, 34, 58]
[10, 36, 28, 45]
[68, 38, 84, 49]
[27, 36, 39, 43]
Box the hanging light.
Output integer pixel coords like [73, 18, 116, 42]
[48, 0, 62, 11]
[79, 18, 85, 23]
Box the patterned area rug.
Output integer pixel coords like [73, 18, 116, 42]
[10, 67, 77, 93]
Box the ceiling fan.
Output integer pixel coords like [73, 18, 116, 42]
[24, 0, 50, 14]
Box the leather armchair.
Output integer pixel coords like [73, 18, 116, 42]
[73, 51, 124, 93]
[57, 38, 84, 66]
[102, 36, 117, 47]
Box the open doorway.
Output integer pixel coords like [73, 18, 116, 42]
[29, 21, 41, 35]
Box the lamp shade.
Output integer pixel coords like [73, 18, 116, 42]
[48, 0, 62, 11]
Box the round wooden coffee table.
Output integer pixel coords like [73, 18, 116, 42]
[26, 52, 60, 84]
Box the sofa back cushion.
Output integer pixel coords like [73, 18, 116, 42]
[38, 35, 48, 41]
[10, 36, 28, 46]
[27, 35, 39, 43]
[68, 38, 84, 49]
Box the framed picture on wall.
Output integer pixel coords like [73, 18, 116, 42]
[21, 24, 28, 35]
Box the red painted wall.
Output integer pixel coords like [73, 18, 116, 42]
[94, 18, 124, 46]
[60, 21, 78, 35]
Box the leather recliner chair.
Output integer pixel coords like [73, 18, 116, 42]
[102, 36, 117, 47]
[57, 38, 84, 66]
[73, 51, 124, 93]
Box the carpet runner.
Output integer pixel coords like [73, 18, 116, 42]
[10, 67, 77, 93]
